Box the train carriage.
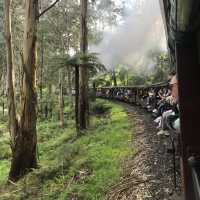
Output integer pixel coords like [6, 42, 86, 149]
[160, 1, 200, 199]
[98, 1, 200, 199]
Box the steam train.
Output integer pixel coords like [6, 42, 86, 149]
[98, 1, 200, 199]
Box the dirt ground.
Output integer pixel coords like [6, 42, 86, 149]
[106, 102, 182, 200]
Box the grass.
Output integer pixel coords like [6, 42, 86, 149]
[0, 122, 10, 184]
[0, 99, 133, 200]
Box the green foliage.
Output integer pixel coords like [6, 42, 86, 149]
[50, 52, 106, 77]
[0, 124, 10, 161]
[90, 99, 111, 115]
[0, 122, 10, 184]
[0, 100, 133, 200]
[150, 54, 170, 84]
[0, 160, 10, 184]
[94, 52, 170, 87]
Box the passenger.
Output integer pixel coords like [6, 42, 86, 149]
[154, 71, 176, 118]
[158, 88, 171, 100]
[156, 74, 179, 136]
[170, 75, 179, 103]
[155, 88, 172, 116]
[172, 118, 180, 132]
[146, 89, 157, 111]
[153, 70, 176, 119]
[153, 91, 169, 119]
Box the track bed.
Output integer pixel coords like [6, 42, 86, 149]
[107, 102, 182, 200]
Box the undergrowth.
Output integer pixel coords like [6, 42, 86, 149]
[0, 99, 133, 200]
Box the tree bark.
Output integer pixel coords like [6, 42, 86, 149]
[2, 69, 6, 116]
[48, 84, 53, 118]
[67, 66, 73, 107]
[112, 70, 117, 86]
[9, 0, 38, 181]
[40, 33, 44, 115]
[75, 65, 79, 131]
[19, 59, 24, 106]
[4, 0, 18, 147]
[78, 0, 89, 132]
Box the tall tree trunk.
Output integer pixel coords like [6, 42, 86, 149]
[112, 70, 117, 86]
[78, 0, 89, 132]
[19, 59, 24, 106]
[2, 68, 6, 116]
[4, 0, 18, 147]
[59, 69, 64, 128]
[75, 65, 79, 131]
[40, 33, 44, 115]
[67, 66, 73, 107]
[9, 0, 38, 181]
[48, 84, 53, 118]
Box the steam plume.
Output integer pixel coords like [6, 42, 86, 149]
[91, 0, 167, 73]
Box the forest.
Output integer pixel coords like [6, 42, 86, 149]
[0, 0, 169, 199]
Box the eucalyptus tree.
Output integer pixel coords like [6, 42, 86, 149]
[4, 0, 19, 181]
[4, 0, 61, 181]
[34, 0, 125, 127]
[0, 0, 6, 115]
[4, 0, 40, 182]
[36, 0, 80, 123]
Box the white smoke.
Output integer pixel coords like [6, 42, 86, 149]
[91, 0, 167, 74]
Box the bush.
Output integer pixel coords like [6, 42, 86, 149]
[91, 100, 111, 115]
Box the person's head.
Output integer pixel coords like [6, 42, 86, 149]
[169, 75, 179, 102]
[168, 70, 176, 81]
[170, 75, 178, 86]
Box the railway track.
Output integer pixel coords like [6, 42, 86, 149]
[97, 82, 200, 199]
[106, 101, 181, 200]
